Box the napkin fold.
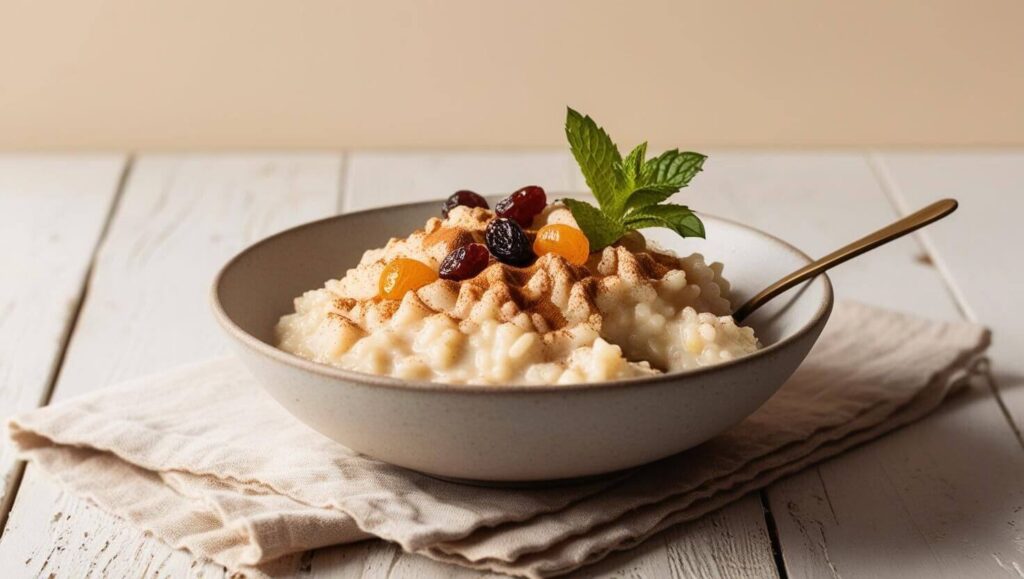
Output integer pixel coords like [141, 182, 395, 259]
[8, 302, 990, 578]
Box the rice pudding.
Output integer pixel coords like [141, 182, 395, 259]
[275, 202, 760, 385]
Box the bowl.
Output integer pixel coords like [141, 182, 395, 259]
[211, 197, 833, 482]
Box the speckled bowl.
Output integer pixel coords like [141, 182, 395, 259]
[211, 197, 833, 482]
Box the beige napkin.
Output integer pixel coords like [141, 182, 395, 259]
[8, 302, 990, 578]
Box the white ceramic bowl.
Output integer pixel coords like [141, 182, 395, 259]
[211, 198, 833, 482]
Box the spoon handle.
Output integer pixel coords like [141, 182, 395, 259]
[732, 198, 958, 322]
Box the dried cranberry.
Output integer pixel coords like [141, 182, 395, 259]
[495, 185, 547, 227]
[439, 243, 490, 280]
[442, 190, 489, 218]
[485, 218, 534, 266]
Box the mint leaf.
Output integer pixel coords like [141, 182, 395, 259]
[625, 151, 706, 211]
[562, 198, 625, 250]
[624, 187, 680, 213]
[564, 108, 708, 250]
[641, 150, 706, 188]
[624, 204, 705, 238]
[565, 108, 625, 217]
[621, 142, 648, 186]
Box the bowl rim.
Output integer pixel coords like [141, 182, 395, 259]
[211, 198, 834, 394]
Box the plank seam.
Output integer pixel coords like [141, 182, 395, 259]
[867, 151, 1024, 452]
[40, 156, 134, 408]
[866, 152, 975, 320]
[0, 155, 134, 537]
[759, 490, 789, 579]
[979, 362, 1024, 450]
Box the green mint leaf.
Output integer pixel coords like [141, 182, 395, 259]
[624, 204, 705, 238]
[641, 150, 706, 187]
[565, 108, 625, 218]
[623, 187, 679, 213]
[625, 150, 706, 211]
[621, 142, 648, 186]
[562, 198, 625, 250]
[563, 108, 709, 250]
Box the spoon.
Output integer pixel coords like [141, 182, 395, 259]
[732, 198, 958, 322]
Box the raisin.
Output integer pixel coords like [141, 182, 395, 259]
[495, 185, 547, 227]
[439, 243, 490, 280]
[485, 218, 535, 266]
[442, 190, 489, 218]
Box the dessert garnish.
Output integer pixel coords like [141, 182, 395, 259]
[442, 190, 489, 218]
[495, 185, 547, 227]
[378, 258, 438, 300]
[563, 107, 707, 250]
[533, 224, 590, 266]
[439, 243, 490, 281]
[485, 217, 535, 266]
[275, 107, 760, 385]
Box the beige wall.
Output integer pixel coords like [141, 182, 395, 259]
[1, 0, 1022, 150]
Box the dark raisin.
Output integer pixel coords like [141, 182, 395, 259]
[495, 185, 547, 227]
[485, 218, 534, 266]
[439, 243, 490, 280]
[442, 190, 489, 218]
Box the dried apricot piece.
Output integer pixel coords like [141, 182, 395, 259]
[379, 258, 438, 299]
[533, 224, 590, 265]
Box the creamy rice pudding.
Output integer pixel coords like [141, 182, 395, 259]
[276, 198, 760, 385]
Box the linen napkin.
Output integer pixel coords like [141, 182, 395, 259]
[8, 301, 990, 578]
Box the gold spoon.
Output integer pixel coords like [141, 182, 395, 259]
[732, 198, 958, 323]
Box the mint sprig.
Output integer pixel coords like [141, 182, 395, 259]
[564, 108, 706, 250]
[561, 198, 624, 249]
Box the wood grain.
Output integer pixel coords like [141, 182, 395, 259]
[0, 154, 126, 528]
[0, 154, 342, 578]
[873, 151, 1024, 375]
[2, 150, 1019, 579]
[865, 151, 1024, 575]
[667, 152, 1024, 578]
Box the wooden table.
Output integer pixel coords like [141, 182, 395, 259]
[0, 151, 1021, 578]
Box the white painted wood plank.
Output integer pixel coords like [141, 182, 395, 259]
[583, 495, 779, 578]
[640, 152, 1024, 578]
[343, 151, 576, 212]
[873, 151, 1024, 376]
[860, 151, 1024, 577]
[0, 154, 125, 523]
[770, 391, 1024, 579]
[307, 151, 779, 579]
[14, 150, 1018, 579]
[0, 154, 343, 578]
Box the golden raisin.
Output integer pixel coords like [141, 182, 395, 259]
[378, 258, 438, 300]
[533, 224, 590, 265]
